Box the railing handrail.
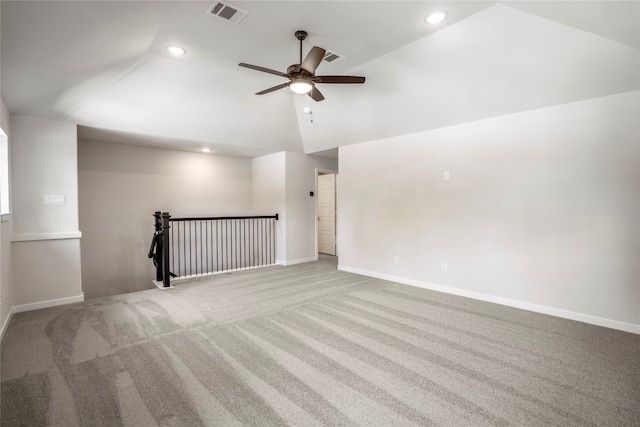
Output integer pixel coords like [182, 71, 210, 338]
[170, 214, 278, 222]
[150, 211, 278, 288]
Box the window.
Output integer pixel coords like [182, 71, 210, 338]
[0, 128, 9, 214]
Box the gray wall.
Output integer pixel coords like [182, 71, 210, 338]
[80, 144, 337, 298]
[78, 140, 253, 299]
[252, 152, 286, 263]
[285, 152, 338, 263]
[251, 151, 338, 265]
[338, 91, 640, 331]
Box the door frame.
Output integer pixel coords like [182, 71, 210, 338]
[315, 168, 338, 257]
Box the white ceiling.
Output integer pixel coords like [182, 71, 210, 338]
[1, 1, 638, 157]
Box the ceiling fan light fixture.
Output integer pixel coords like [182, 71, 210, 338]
[289, 78, 313, 94]
[425, 10, 447, 25]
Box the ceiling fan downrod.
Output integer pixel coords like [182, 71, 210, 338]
[295, 30, 308, 66]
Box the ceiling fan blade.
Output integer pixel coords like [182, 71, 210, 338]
[239, 63, 289, 78]
[313, 75, 366, 84]
[301, 46, 326, 74]
[308, 86, 325, 102]
[256, 82, 289, 95]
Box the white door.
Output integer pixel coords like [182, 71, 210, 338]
[318, 173, 336, 255]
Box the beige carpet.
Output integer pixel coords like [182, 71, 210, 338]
[2, 255, 639, 426]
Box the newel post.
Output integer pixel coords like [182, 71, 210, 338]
[152, 212, 163, 282]
[161, 212, 171, 287]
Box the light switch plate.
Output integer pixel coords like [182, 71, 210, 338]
[44, 195, 66, 205]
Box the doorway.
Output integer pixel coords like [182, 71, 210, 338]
[316, 170, 337, 256]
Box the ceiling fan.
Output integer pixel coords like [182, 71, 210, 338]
[239, 30, 365, 102]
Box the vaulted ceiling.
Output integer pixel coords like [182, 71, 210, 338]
[2, 1, 638, 157]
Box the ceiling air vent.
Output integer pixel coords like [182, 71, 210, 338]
[322, 50, 347, 65]
[206, 1, 249, 25]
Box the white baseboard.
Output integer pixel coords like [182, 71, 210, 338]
[281, 256, 318, 266]
[12, 293, 85, 314]
[338, 265, 640, 335]
[168, 263, 282, 285]
[152, 280, 175, 289]
[0, 306, 15, 342]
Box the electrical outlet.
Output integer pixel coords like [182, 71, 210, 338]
[393, 256, 400, 265]
[443, 171, 450, 181]
[441, 263, 448, 272]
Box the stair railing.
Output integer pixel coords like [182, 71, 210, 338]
[149, 211, 279, 287]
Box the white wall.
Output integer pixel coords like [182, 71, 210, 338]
[10, 115, 83, 309]
[338, 91, 640, 333]
[78, 140, 253, 299]
[12, 116, 79, 234]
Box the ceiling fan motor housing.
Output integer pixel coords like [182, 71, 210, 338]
[287, 64, 312, 79]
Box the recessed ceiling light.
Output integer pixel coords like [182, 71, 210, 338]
[166, 45, 186, 55]
[425, 10, 448, 25]
[201, 148, 212, 153]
